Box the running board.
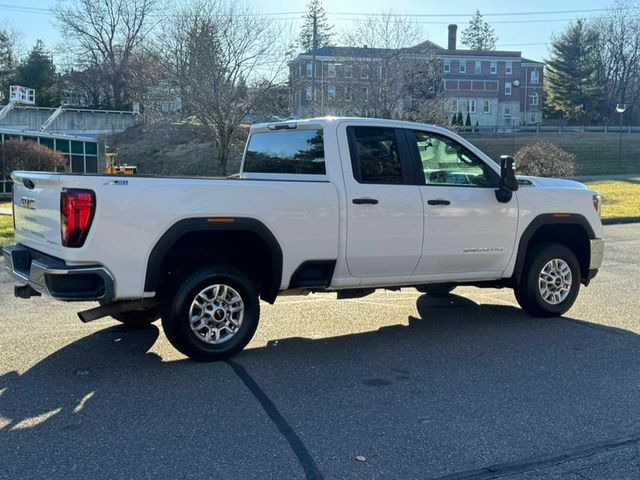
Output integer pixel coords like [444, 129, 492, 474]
[78, 299, 160, 323]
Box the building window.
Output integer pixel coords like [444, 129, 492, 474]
[444, 59, 451, 73]
[450, 99, 458, 112]
[345, 86, 352, 102]
[327, 64, 336, 78]
[306, 62, 313, 78]
[483, 100, 490, 113]
[505, 82, 512, 95]
[328, 84, 336, 100]
[459, 60, 466, 73]
[529, 93, 539, 106]
[305, 86, 312, 101]
[345, 64, 352, 78]
[475, 61, 481, 73]
[362, 86, 368, 99]
[530, 69, 540, 84]
[361, 65, 369, 79]
[466, 100, 476, 113]
[490, 61, 497, 74]
[503, 105, 511, 117]
[530, 113, 537, 123]
[505, 62, 513, 75]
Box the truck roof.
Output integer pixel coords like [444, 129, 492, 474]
[249, 116, 438, 133]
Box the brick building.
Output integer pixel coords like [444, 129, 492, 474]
[289, 24, 544, 127]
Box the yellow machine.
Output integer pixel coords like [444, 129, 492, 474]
[105, 152, 137, 175]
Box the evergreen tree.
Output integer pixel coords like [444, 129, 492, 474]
[545, 19, 601, 124]
[299, 0, 334, 52]
[11, 40, 59, 107]
[465, 112, 471, 126]
[451, 113, 457, 126]
[456, 112, 463, 125]
[461, 11, 498, 50]
[0, 28, 16, 97]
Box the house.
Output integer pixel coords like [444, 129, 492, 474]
[288, 24, 544, 127]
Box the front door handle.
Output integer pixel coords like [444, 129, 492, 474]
[427, 199, 451, 206]
[352, 198, 379, 205]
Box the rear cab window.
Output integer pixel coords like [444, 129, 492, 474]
[242, 128, 326, 178]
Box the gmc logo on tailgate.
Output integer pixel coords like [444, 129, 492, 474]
[20, 197, 35, 210]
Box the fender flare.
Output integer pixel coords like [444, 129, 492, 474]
[512, 213, 595, 285]
[144, 217, 283, 303]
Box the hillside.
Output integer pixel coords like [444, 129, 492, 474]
[106, 122, 245, 176]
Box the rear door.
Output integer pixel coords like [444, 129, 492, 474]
[339, 123, 424, 277]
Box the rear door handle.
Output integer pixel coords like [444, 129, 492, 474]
[427, 199, 451, 206]
[352, 198, 379, 205]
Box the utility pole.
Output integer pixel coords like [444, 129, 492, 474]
[312, 13, 317, 117]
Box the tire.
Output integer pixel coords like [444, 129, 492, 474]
[112, 308, 160, 329]
[514, 243, 580, 317]
[416, 283, 456, 296]
[161, 266, 260, 361]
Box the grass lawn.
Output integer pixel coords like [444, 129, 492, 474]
[585, 178, 640, 221]
[0, 215, 13, 247]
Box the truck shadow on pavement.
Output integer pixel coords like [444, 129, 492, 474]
[2, 294, 640, 479]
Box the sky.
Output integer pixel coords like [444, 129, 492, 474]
[3, 0, 615, 65]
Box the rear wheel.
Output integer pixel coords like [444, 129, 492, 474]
[514, 243, 580, 317]
[161, 266, 260, 361]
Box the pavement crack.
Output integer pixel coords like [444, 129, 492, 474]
[431, 434, 640, 480]
[226, 360, 323, 480]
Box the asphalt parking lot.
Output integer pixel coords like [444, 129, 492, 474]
[1, 223, 639, 480]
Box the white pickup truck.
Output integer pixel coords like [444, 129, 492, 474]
[3, 117, 604, 361]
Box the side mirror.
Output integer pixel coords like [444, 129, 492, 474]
[495, 155, 519, 203]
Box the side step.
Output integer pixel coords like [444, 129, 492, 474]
[78, 299, 160, 323]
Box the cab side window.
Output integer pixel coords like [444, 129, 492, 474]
[413, 131, 497, 187]
[348, 126, 406, 184]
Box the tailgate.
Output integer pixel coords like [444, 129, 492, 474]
[11, 172, 63, 249]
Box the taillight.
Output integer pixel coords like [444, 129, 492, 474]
[60, 189, 95, 247]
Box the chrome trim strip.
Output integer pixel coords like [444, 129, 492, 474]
[590, 238, 605, 270]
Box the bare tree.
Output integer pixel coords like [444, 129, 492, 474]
[54, 0, 161, 110]
[153, 0, 286, 174]
[592, 0, 640, 122]
[339, 13, 442, 120]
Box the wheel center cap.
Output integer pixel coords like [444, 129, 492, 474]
[213, 309, 226, 321]
[555, 278, 562, 286]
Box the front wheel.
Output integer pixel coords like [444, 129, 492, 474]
[514, 243, 580, 317]
[161, 266, 260, 361]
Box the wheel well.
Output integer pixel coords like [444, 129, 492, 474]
[158, 230, 278, 303]
[145, 218, 283, 304]
[515, 223, 590, 285]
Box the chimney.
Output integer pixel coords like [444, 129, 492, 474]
[448, 24, 457, 50]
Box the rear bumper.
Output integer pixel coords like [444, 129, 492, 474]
[2, 244, 115, 301]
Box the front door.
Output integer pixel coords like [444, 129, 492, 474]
[340, 124, 424, 277]
[406, 129, 518, 276]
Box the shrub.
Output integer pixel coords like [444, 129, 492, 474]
[0, 139, 66, 174]
[515, 140, 576, 177]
